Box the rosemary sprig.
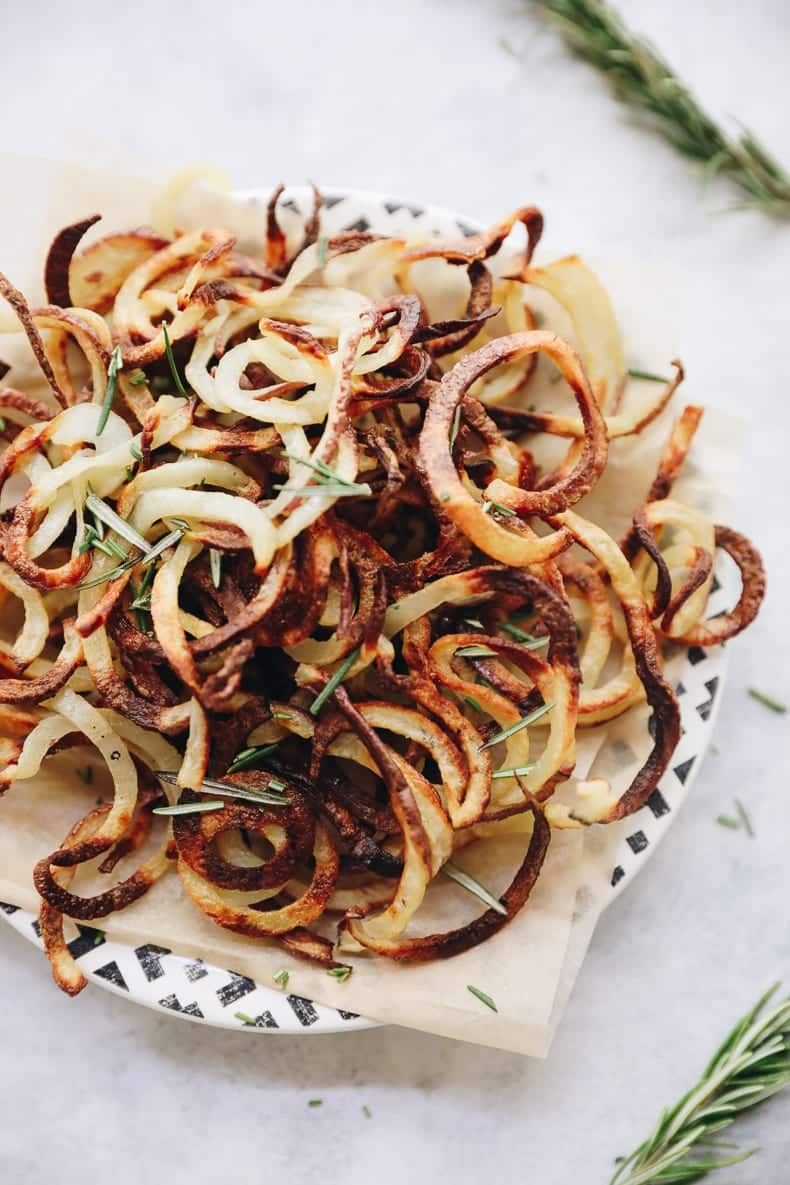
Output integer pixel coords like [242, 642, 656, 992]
[155, 769, 288, 804]
[464, 695, 485, 714]
[85, 493, 152, 555]
[479, 701, 555, 751]
[442, 860, 507, 916]
[455, 645, 498, 659]
[162, 323, 188, 396]
[534, 0, 790, 217]
[310, 647, 361, 716]
[611, 984, 790, 1184]
[129, 442, 143, 462]
[491, 763, 537, 780]
[748, 688, 787, 714]
[96, 345, 123, 436]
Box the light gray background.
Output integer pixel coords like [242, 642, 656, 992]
[2, 2, 789, 1181]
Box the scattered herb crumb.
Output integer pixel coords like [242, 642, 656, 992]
[92, 929, 105, 946]
[308, 1098, 323, 1108]
[717, 815, 739, 830]
[748, 688, 787, 714]
[362, 1105, 372, 1119]
[273, 969, 289, 989]
[627, 367, 670, 383]
[234, 1011, 257, 1026]
[466, 984, 498, 1012]
[735, 798, 754, 837]
[327, 965, 352, 982]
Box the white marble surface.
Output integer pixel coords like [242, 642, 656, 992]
[2, 1, 790, 1181]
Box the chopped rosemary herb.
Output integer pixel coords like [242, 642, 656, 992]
[362, 1105, 372, 1119]
[466, 984, 498, 1012]
[449, 404, 462, 448]
[479, 700, 555, 751]
[491, 763, 537, 780]
[442, 860, 507, 916]
[735, 798, 755, 837]
[455, 645, 497, 658]
[327, 965, 352, 982]
[130, 443, 143, 461]
[85, 493, 151, 555]
[482, 499, 517, 518]
[225, 744, 283, 775]
[209, 548, 222, 589]
[281, 451, 361, 490]
[464, 695, 485, 714]
[92, 929, 105, 946]
[155, 769, 289, 805]
[152, 801, 225, 816]
[308, 1099, 323, 1108]
[717, 815, 739, 830]
[0, 416, 6, 432]
[310, 647, 361, 716]
[234, 1011, 257, 1025]
[139, 528, 184, 567]
[96, 345, 123, 437]
[748, 688, 787, 714]
[498, 621, 549, 649]
[162, 323, 188, 396]
[627, 368, 670, 383]
[128, 369, 148, 386]
[273, 969, 290, 989]
[463, 617, 485, 630]
[439, 491, 451, 503]
[316, 235, 329, 268]
[271, 709, 292, 721]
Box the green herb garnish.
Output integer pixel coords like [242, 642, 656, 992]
[235, 1011, 257, 1025]
[273, 969, 290, 989]
[610, 983, 790, 1184]
[735, 798, 754, 837]
[152, 801, 225, 816]
[478, 701, 555, 751]
[439, 491, 451, 503]
[327, 966, 352, 983]
[482, 499, 517, 518]
[716, 815, 739, 830]
[162, 323, 188, 396]
[449, 404, 462, 448]
[491, 763, 538, 780]
[92, 929, 105, 946]
[209, 548, 222, 590]
[627, 368, 670, 383]
[85, 493, 151, 556]
[498, 621, 549, 649]
[308, 1099, 323, 1108]
[536, 0, 790, 219]
[96, 345, 123, 437]
[130, 443, 143, 461]
[466, 984, 498, 1012]
[310, 647, 361, 716]
[225, 744, 283, 775]
[128, 369, 148, 386]
[362, 1105, 372, 1119]
[154, 769, 288, 805]
[281, 451, 362, 490]
[442, 860, 507, 916]
[463, 696, 485, 714]
[455, 645, 497, 659]
[748, 688, 787, 714]
[316, 235, 329, 268]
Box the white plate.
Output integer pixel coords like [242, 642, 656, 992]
[0, 187, 730, 1033]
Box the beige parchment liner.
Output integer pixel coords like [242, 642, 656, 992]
[0, 153, 740, 1054]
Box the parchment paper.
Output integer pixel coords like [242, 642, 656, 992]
[0, 153, 739, 1054]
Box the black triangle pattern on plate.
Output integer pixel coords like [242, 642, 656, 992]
[0, 901, 19, 915]
[216, 972, 256, 1007]
[158, 993, 205, 1019]
[287, 994, 319, 1026]
[646, 789, 671, 818]
[687, 646, 707, 666]
[337, 1009, 360, 1021]
[134, 943, 171, 981]
[94, 960, 129, 991]
[696, 676, 719, 722]
[184, 960, 209, 983]
[626, 831, 649, 855]
[611, 865, 625, 888]
[322, 194, 345, 209]
[242, 1012, 280, 1029]
[281, 197, 299, 213]
[67, 926, 104, 959]
[674, 756, 695, 785]
[343, 216, 371, 233]
[711, 574, 721, 594]
[456, 219, 479, 237]
[675, 681, 686, 696]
